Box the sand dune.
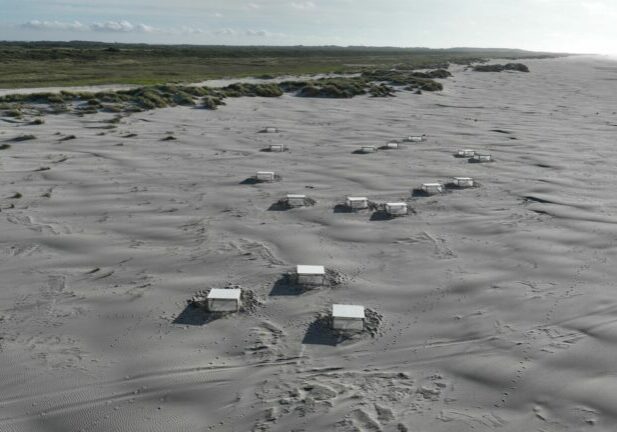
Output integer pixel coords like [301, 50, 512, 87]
[2, 55, 617, 431]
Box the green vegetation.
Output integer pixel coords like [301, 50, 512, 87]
[361, 69, 448, 91]
[5, 108, 22, 118]
[0, 71, 446, 115]
[0, 42, 563, 89]
[473, 63, 530, 72]
[202, 96, 225, 110]
[11, 134, 37, 142]
[0, 43, 565, 117]
[220, 83, 283, 97]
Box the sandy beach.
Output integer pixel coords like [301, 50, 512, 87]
[2, 54, 617, 431]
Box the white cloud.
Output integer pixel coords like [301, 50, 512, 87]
[17, 20, 284, 39]
[22, 19, 158, 33]
[245, 29, 268, 36]
[291, 1, 316, 9]
[179, 26, 206, 34]
[91, 20, 156, 33]
[215, 28, 237, 35]
[21, 20, 88, 31]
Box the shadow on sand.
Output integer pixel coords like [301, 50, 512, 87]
[267, 201, 291, 211]
[173, 304, 223, 326]
[333, 204, 354, 214]
[444, 182, 478, 191]
[369, 210, 396, 221]
[269, 275, 302, 296]
[259, 148, 288, 152]
[240, 177, 259, 185]
[302, 316, 348, 346]
[411, 188, 431, 198]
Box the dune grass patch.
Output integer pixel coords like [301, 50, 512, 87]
[0, 45, 561, 116]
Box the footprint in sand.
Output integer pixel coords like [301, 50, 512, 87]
[244, 320, 286, 361]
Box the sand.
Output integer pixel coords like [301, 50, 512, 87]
[1, 54, 617, 431]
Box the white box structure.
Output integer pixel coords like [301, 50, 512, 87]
[421, 183, 444, 195]
[404, 135, 426, 142]
[360, 146, 377, 154]
[385, 202, 408, 216]
[453, 177, 474, 188]
[386, 142, 401, 149]
[207, 288, 242, 313]
[269, 144, 286, 152]
[346, 196, 369, 210]
[472, 154, 492, 162]
[287, 194, 307, 207]
[256, 171, 276, 182]
[296, 265, 326, 286]
[332, 304, 365, 331]
[263, 127, 278, 133]
[457, 149, 475, 157]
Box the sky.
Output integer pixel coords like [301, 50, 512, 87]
[0, 0, 615, 54]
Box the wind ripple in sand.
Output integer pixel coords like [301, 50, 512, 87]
[2, 56, 617, 431]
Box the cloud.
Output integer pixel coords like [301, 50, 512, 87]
[291, 1, 316, 9]
[22, 19, 157, 33]
[18, 19, 283, 40]
[21, 20, 88, 31]
[245, 29, 267, 36]
[91, 20, 156, 33]
[179, 26, 206, 34]
[214, 28, 237, 36]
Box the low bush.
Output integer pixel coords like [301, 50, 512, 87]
[202, 96, 226, 110]
[12, 134, 36, 141]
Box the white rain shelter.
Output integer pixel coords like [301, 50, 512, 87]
[453, 177, 474, 188]
[207, 288, 242, 313]
[287, 194, 307, 207]
[256, 171, 276, 182]
[421, 183, 444, 195]
[269, 144, 286, 152]
[386, 142, 402, 149]
[346, 196, 369, 210]
[404, 135, 426, 142]
[457, 149, 475, 157]
[385, 202, 408, 216]
[332, 304, 365, 331]
[472, 154, 492, 162]
[360, 145, 377, 154]
[296, 265, 326, 286]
